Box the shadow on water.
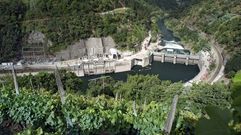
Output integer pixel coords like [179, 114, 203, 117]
[80, 62, 200, 89]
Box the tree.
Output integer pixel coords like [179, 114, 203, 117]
[225, 52, 241, 77]
[87, 76, 116, 97]
[0, 0, 26, 62]
[115, 75, 183, 103]
[195, 71, 241, 135]
[3, 70, 83, 93]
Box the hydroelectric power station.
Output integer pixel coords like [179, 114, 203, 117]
[67, 40, 202, 77]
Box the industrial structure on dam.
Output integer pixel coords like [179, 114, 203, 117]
[1, 36, 202, 78]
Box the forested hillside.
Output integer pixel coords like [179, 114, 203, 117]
[0, 0, 161, 62]
[1, 0, 240, 77]
[146, 0, 199, 10]
[22, 0, 161, 51]
[164, 0, 241, 76]
[1, 0, 241, 134]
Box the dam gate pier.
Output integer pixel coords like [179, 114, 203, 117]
[71, 52, 202, 77]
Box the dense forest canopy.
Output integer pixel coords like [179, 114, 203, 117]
[164, 0, 241, 76]
[0, 0, 202, 63]
[0, 0, 26, 62]
[0, 0, 163, 62]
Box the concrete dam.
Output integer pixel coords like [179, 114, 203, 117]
[70, 52, 202, 77]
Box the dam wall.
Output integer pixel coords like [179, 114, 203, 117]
[1, 52, 202, 77]
[152, 53, 200, 66]
[71, 60, 132, 77]
[72, 52, 202, 77]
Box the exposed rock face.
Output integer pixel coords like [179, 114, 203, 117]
[85, 38, 104, 56]
[102, 36, 116, 54]
[27, 31, 52, 47]
[24, 32, 117, 61]
[56, 40, 86, 60]
[22, 31, 53, 61]
[55, 37, 116, 61]
[28, 31, 45, 44]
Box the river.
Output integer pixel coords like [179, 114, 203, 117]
[158, 19, 180, 41]
[80, 62, 199, 88]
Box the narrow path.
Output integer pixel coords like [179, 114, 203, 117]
[99, 7, 130, 15]
[209, 42, 224, 83]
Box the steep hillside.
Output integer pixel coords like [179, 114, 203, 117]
[0, 0, 162, 62]
[21, 0, 159, 52]
[164, 0, 241, 76]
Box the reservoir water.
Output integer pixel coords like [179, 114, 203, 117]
[81, 20, 200, 87]
[80, 62, 200, 89]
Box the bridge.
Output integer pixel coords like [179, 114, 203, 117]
[152, 52, 202, 68]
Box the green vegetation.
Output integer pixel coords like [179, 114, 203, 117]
[0, 88, 168, 135]
[0, 0, 26, 62]
[163, 0, 241, 75]
[167, 0, 241, 51]
[22, 0, 151, 52]
[232, 70, 241, 89]
[231, 70, 241, 101]
[115, 75, 183, 103]
[0, 71, 233, 134]
[165, 20, 210, 52]
[195, 71, 241, 135]
[225, 52, 241, 77]
[3, 70, 82, 94]
[1, 0, 241, 134]
[0, 0, 162, 62]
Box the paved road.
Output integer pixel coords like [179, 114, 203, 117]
[209, 43, 224, 83]
[192, 30, 224, 83]
[200, 32, 224, 83]
[184, 29, 224, 86]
